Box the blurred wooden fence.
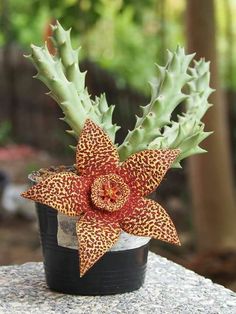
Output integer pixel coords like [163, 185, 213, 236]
[0, 46, 63, 152]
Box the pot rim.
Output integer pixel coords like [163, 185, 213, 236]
[28, 165, 76, 184]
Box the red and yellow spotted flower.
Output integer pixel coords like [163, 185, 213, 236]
[22, 119, 180, 276]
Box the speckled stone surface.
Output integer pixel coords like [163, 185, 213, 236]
[1, 252, 236, 314]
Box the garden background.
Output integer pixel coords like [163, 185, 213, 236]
[1, 0, 236, 291]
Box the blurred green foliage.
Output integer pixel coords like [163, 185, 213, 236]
[0, 121, 12, 146]
[0, 0, 236, 91]
[216, 0, 236, 89]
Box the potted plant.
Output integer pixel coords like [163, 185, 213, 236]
[22, 21, 213, 295]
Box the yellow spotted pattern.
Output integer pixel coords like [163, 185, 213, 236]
[76, 213, 121, 276]
[21, 172, 90, 216]
[120, 149, 180, 196]
[120, 198, 180, 245]
[76, 119, 119, 176]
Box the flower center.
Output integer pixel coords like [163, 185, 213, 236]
[91, 174, 130, 212]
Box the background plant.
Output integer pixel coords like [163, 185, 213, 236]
[0, 121, 12, 146]
[1, 0, 236, 92]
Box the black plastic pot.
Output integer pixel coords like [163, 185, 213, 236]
[36, 202, 149, 295]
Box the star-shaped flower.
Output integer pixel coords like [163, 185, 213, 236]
[22, 119, 180, 276]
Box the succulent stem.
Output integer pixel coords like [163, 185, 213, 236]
[148, 59, 214, 167]
[118, 47, 195, 160]
[26, 21, 119, 143]
[118, 48, 213, 167]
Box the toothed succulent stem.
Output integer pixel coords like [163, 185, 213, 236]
[118, 47, 195, 161]
[26, 21, 119, 142]
[148, 59, 214, 167]
[28, 43, 87, 135]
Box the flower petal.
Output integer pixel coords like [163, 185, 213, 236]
[21, 172, 90, 216]
[120, 149, 180, 196]
[120, 198, 180, 245]
[76, 213, 121, 276]
[76, 119, 119, 176]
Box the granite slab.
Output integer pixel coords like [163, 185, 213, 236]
[0, 252, 236, 314]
